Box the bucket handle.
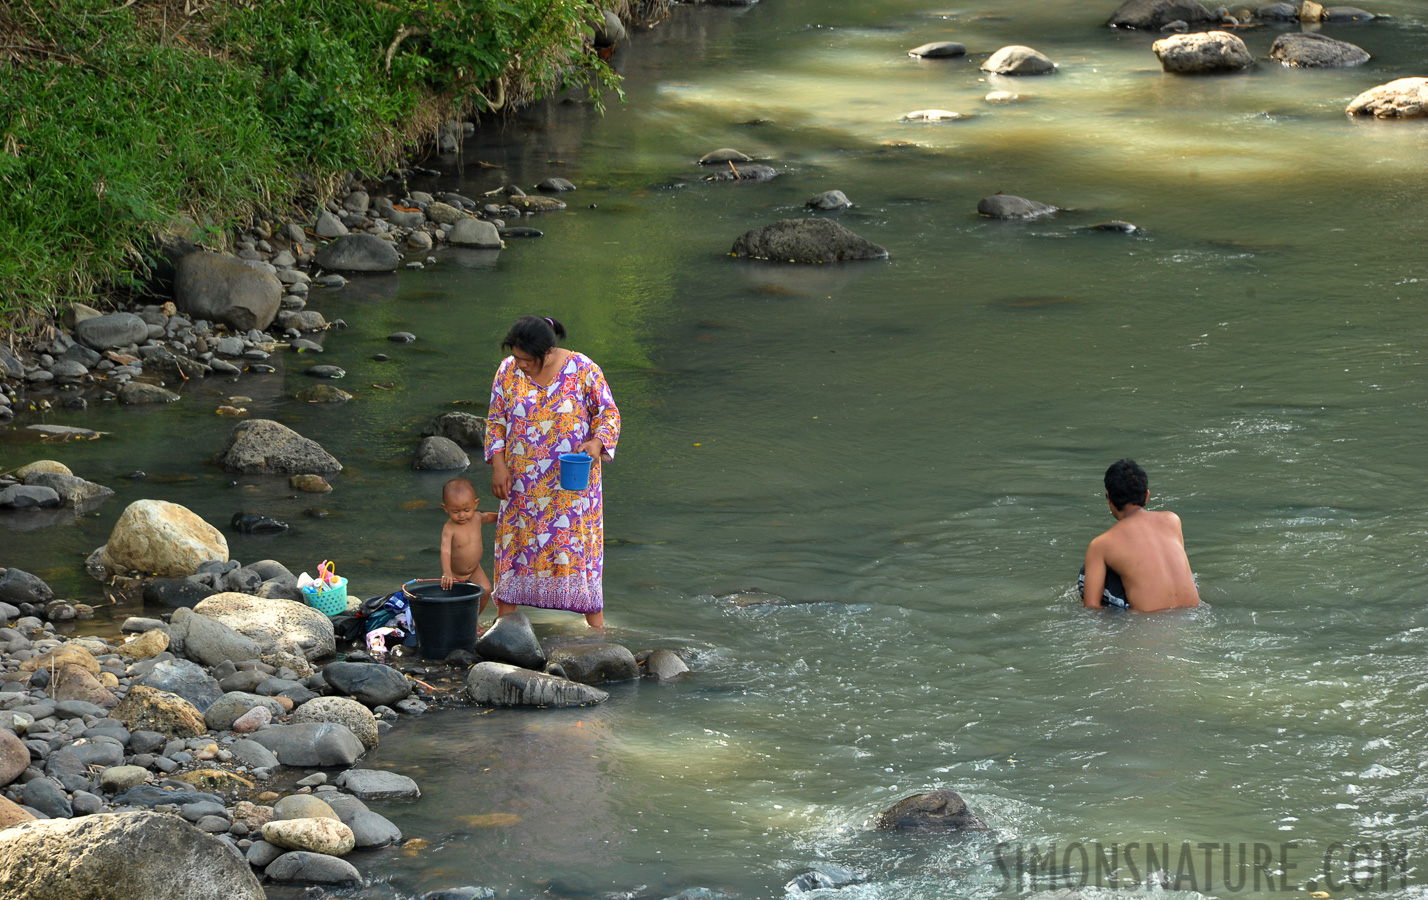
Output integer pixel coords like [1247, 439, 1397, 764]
[401, 577, 478, 599]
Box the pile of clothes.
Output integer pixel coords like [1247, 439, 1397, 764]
[331, 589, 417, 655]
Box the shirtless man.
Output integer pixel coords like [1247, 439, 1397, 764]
[1080, 459, 1199, 612]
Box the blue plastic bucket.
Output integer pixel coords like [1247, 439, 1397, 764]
[559, 452, 592, 491]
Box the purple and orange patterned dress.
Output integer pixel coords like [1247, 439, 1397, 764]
[484, 352, 620, 613]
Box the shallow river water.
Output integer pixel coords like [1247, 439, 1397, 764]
[6, 1, 1428, 897]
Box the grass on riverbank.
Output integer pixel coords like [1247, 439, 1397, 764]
[0, 0, 625, 329]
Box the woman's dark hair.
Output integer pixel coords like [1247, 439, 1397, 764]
[1104, 459, 1149, 511]
[501, 315, 566, 361]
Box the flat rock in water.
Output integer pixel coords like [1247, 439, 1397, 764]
[908, 41, 966, 58]
[1107, 0, 1215, 28]
[118, 382, 181, 405]
[1088, 220, 1139, 233]
[22, 473, 114, 508]
[305, 365, 346, 379]
[977, 194, 1058, 220]
[507, 195, 566, 212]
[448, 219, 504, 249]
[731, 218, 888, 264]
[1323, 6, 1374, 21]
[698, 148, 752, 165]
[981, 45, 1056, 75]
[465, 662, 609, 708]
[474, 610, 546, 669]
[702, 163, 777, 182]
[0, 484, 62, 509]
[26, 424, 99, 439]
[498, 226, 543, 238]
[333, 768, 420, 800]
[313, 233, 401, 272]
[1347, 78, 1428, 118]
[537, 177, 576, 192]
[901, 109, 964, 123]
[1256, 2, 1299, 18]
[1152, 31, 1254, 73]
[296, 384, 354, 403]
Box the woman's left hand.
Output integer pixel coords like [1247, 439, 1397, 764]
[577, 437, 604, 459]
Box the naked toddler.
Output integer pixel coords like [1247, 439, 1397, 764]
[440, 478, 497, 623]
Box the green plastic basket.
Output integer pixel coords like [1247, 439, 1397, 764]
[303, 577, 348, 616]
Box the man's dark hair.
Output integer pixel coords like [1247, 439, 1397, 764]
[1105, 459, 1148, 511]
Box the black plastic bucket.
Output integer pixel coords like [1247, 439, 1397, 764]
[403, 579, 483, 660]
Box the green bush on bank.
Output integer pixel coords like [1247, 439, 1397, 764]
[0, 0, 621, 326]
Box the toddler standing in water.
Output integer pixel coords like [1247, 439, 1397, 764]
[439, 478, 497, 624]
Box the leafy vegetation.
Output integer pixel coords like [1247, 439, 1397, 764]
[0, 0, 624, 326]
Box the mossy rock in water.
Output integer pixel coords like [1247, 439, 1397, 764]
[296, 385, 353, 403]
[507, 195, 566, 212]
[731, 218, 888, 264]
[876, 789, 988, 831]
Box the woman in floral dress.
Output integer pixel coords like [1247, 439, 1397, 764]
[485, 315, 621, 627]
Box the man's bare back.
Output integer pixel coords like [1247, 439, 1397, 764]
[1082, 460, 1199, 613]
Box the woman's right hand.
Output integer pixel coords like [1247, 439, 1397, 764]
[491, 456, 513, 500]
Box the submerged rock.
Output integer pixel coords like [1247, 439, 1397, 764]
[465, 662, 609, 707]
[1152, 31, 1254, 74]
[806, 190, 853, 211]
[876, 789, 988, 831]
[702, 163, 778, 182]
[731, 218, 888, 264]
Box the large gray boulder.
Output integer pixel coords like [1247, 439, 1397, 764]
[324, 793, 402, 848]
[977, 194, 1058, 220]
[422, 412, 486, 449]
[1347, 78, 1428, 119]
[731, 218, 888, 264]
[135, 658, 223, 712]
[876, 789, 988, 831]
[313, 233, 401, 272]
[264, 850, 362, 886]
[332, 768, 420, 801]
[413, 435, 470, 470]
[980, 45, 1055, 76]
[0, 567, 54, 605]
[168, 606, 263, 666]
[0, 809, 264, 899]
[247, 722, 366, 767]
[546, 643, 640, 684]
[447, 219, 504, 248]
[217, 418, 342, 475]
[1107, 0, 1214, 29]
[74, 312, 149, 351]
[321, 661, 411, 707]
[475, 610, 545, 669]
[1152, 31, 1254, 74]
[466, 662, 609, 708]
[23, 472, 114, 508]
[174, 251, 283, 331]
[193, 592, 336, 660]
[1270, 33, 1369, 68]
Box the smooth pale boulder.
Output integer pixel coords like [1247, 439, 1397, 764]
[1107, 0, 1215, 28]
[876, 789, 988, 831]
[274, 794, 339, 821]
[12, 460, 71, 478]
[291, 696, 379, 749]
[112, 685, 207, 737]
[99, 765, 149, 793]
[731, 218, 888, 264]
[1152, 31, 1254, 74]
[313, 233, 401, 272]
[0, 810, 264, 899]
[192, 592, 336, 660]
[1347, 78, 1428, 119]
[101, 499, 228, 577]
[466, 661, 609, 707]
[174, 251, 282, 331]
[262, 817, 356, 856]
[217, 418, 342, 475]
[981, 45, 1055, 75]
[1269, 32, 1369, 68]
